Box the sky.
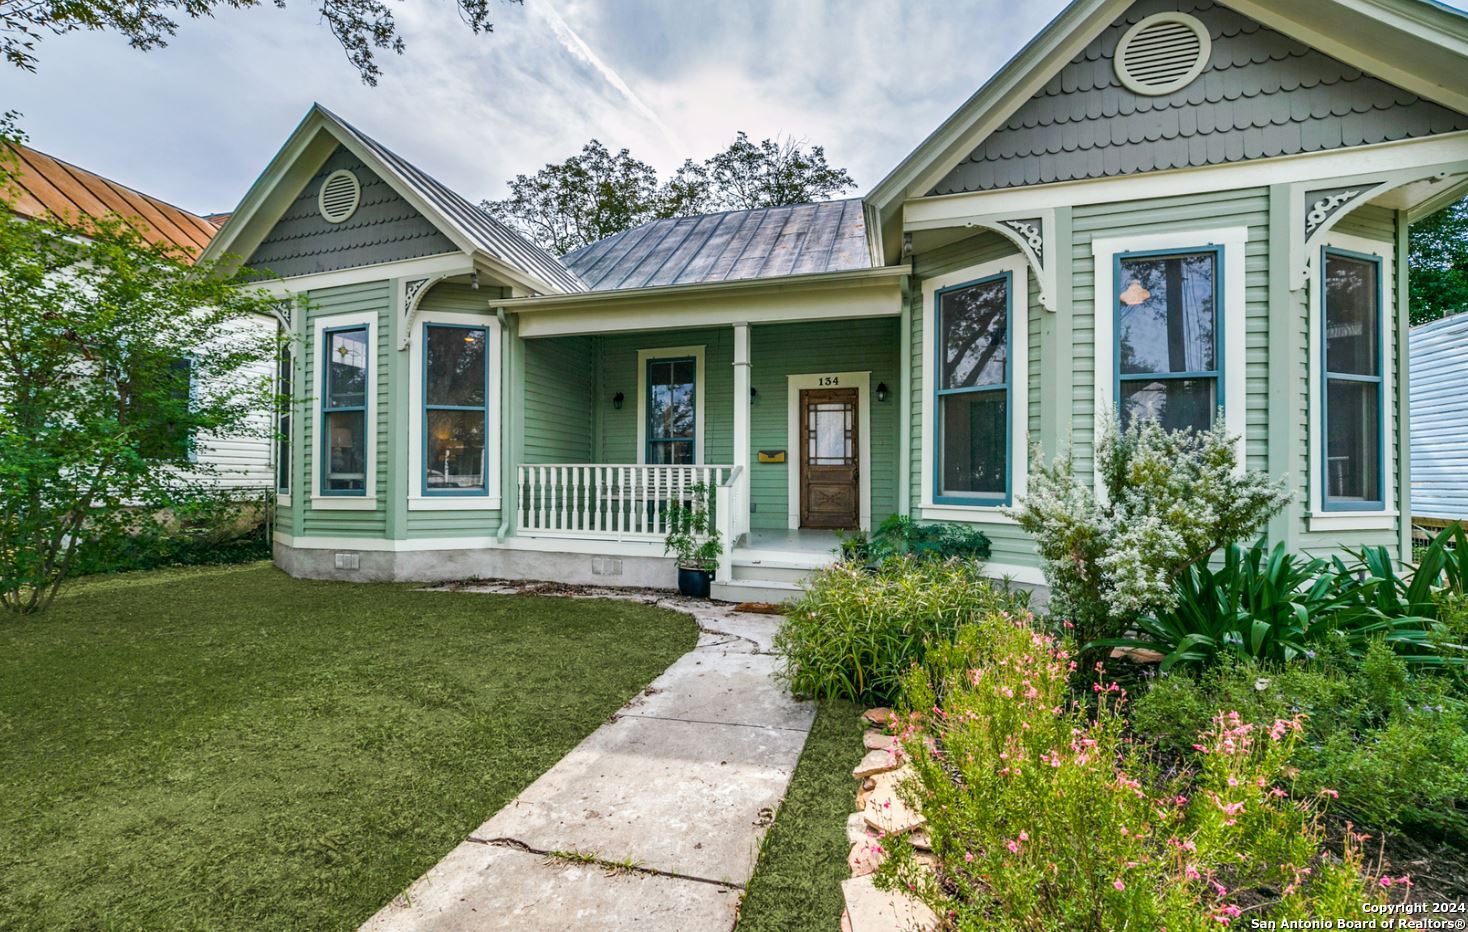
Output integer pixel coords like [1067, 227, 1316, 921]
[5, 0, 1467, 219]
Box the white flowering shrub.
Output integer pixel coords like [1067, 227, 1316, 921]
[1009, 413, 1289, 651]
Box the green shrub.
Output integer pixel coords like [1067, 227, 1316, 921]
[878, 611, 1382, 927]
[1010, 414, 1289, 656]
[1097, 540, 1465, 671]
[772, 557, 1025, 703]
[1132, 645, 1468, 846]
[71, 492, 270, 576]
[846, 515, 992, 564]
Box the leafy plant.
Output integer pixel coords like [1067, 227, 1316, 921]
[1099, 536, 1467, 672]
[662, 483, 722, 572]
[863, 514, 991, 564]
[773, 557, 1026, 703]
[1133, 645, 1468, 846]
[1010, 412, 1289, 655]
[878, 611, 1384, 927]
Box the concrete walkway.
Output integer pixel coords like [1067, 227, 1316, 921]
[361, 589, 814, 932]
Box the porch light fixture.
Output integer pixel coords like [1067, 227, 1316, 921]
[612, 391, 625, 410]
[750, 386, 758, 402]
[876, 382, 889, 402]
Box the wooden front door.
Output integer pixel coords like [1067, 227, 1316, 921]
[799, 388, 859, 529]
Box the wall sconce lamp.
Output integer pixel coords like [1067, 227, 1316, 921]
[876, 382, 890, 402]
[750, 386, 758, 402]
[612, 391, 625, 410]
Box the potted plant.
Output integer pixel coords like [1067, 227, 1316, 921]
[663, 484, 723, 598]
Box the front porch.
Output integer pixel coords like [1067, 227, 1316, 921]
[505, 315, 900, 593]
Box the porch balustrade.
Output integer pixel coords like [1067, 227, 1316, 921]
[515, 463, 737, 543]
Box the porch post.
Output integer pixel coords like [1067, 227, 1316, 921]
[732, 322, 751, 539]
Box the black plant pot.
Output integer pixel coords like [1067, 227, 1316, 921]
[677, 565, 713, 599]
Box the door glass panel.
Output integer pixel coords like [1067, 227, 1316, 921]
[1119, 378, 1215, 433]
[1118, 252, 1216, 375]
[940, 391, 1006, 496]
[808, 402, 853, 465]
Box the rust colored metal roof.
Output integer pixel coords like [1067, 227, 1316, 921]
[3, 143, 219, 260]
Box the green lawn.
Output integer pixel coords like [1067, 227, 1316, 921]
[0, 563, 695, 930]
[738, 699, 864, 931]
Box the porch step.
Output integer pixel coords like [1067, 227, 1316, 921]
[730, 559, 814, 585]
[712, 578, 803, 607]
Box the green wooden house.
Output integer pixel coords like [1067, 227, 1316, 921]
[202, 0, 1468, 601]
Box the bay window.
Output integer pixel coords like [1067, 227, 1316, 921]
[935, 272, 1010, 504]
[321, 325, 368, 494]
[1322, 248, 1383, 510]
[423, 324, 489, 494]
[1115, 247, 1220, 432]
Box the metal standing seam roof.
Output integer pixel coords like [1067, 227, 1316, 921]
[319, 106, 587, 294]
[561, 197, 872, 292]
[4, 143, 219, 259]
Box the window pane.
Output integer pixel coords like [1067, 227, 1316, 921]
[426, 326, 487, 406]
[1118, 252, 1216, 375]
[1325, 255, 1379, 376]
[648, 359, 695, 442]
[326, 328, 368, 409]
[324, 410, 366, 491]
[808, 401, 854, 465]
[648, 440, 693, 465]
[426, 409, 486, 490]
[940, 391, 1006, 496]
[1326, 378, 1381, 504]
[1120, 378, 1216, 433]
[278, 414, 291, 493]
[940, 278, 1007, 389]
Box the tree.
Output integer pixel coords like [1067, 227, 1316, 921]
[1, 0, 514, 85]
[1408, 195, 1468, 325]
[0, 134, 286, 613]
[482, 132, 857, 254]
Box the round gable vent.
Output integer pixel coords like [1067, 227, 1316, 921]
[1114, 12, 1211, 96]
[318, 169, 361, 224]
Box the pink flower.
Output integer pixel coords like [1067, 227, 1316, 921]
[964, 851, 974, 863]
[1112, 879, 1126, 891]
[1321, 788, 1339, 799]
[1185, 864, 1201, 880]
[1019, 831, 1029, 842]
[1006, 840, 1020, 854]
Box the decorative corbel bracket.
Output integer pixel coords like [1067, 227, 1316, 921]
[266, 298, 295, 332]
[953, 210, 1058, 311]
[1290, 164, 1467, 291]
[397, 274, 453, 350]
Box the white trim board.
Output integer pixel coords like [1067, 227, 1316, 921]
[635, 345, 707, 465]
[919, 253, 1031, 522]
[406, 307, 503, 511]
[251, 254, 473, 297]
[1091, 226, 1249, 476]
[310, 309, 379, 510]
[1306, 230, 1397, 530]
[786, 371, 874, 532]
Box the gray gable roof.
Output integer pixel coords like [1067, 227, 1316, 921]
[321, 107, 586, 293]
[930, 0, 1468, 196]
[246, 146, 456, 278]
[561, 198, 871, 292]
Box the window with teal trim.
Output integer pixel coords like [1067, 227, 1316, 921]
[276, 347, 291, 494]
[646, 357, 695, 465]
[423, 324, 488, 494]
[936, 273, 1009, 503]
[322, 326, 368, 494]
[1322, 249, 1383, 510]
[1116, 248, 1219, 432]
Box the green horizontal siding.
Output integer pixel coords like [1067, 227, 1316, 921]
[908, 231, 1039, 569]
[595, 328, 735, 465]
[749, 318, 901, 530]
[524, 336, 595, 464]
[301, 281, 390, 538]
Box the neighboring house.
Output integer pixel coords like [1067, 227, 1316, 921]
[1409, 312, 1468, 524]
[203, 0, 1468, 600]
[6, 143, 276, 492]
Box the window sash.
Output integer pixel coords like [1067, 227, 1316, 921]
[1321, 247, 1385, 511]
[933, 271, 1011, 505]
[1113, 246, 1224, 432]
[320, 325, 368, 497]
[423, 324, 490, 496]
[277, 347, 292, 495]
[645, 356, 697, 460]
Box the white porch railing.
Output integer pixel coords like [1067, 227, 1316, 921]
[516, 464, 736, 543]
